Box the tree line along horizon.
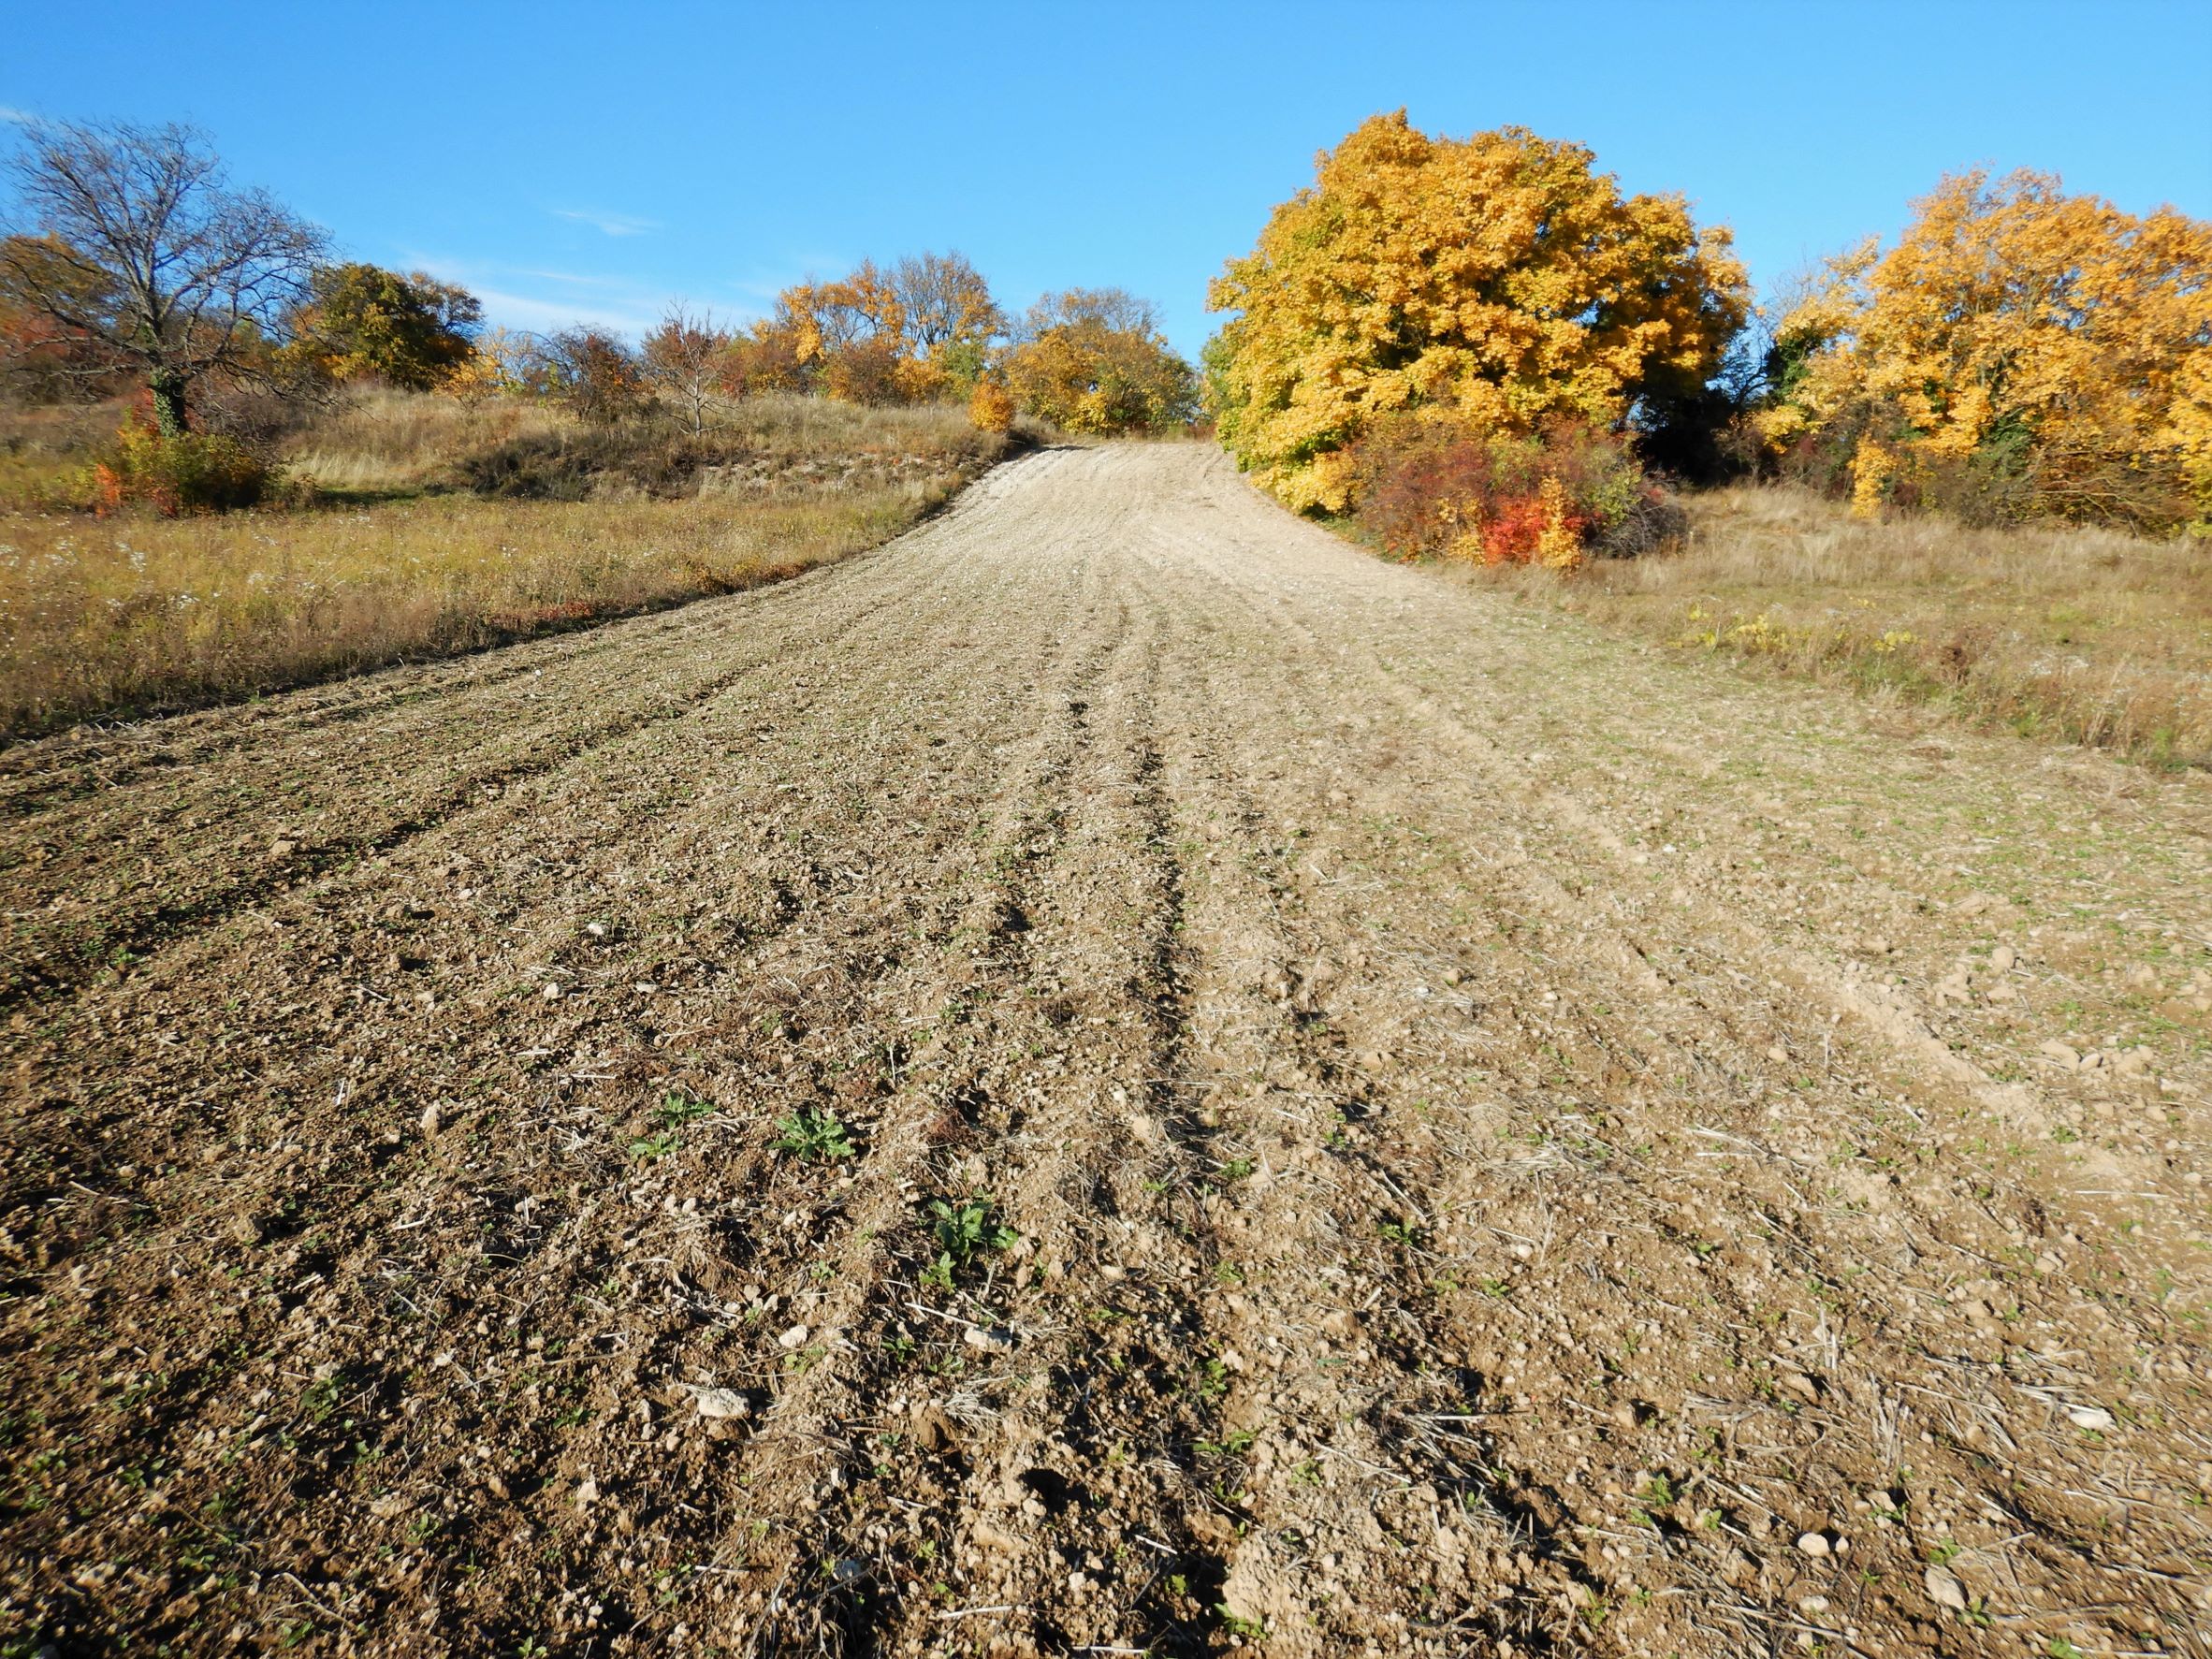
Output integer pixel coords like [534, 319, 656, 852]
[3, 110, 2206, 550]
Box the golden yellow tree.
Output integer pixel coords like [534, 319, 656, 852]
[743, 255, 1006, 406]
[1003, 289, 1197, 435]
[968, 371, 1014, 433]
[1768, 170, 2212, 528]
[1207, 112, 1747, 512]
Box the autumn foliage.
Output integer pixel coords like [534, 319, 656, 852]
[1002, 289, 1197, 435]
[968, 372, 1014, 434]
[92, 398, 270, 514]
[1760, 170, 2212, 531]
[541, 327, 648, 425]
[281, 263, 482, 392]
[1206, 113, 1748, 517]
[1348, 419, 1676, 568]
[739, 253, 1004, 406]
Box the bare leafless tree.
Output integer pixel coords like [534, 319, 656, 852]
[1, 120, 326, 432]
[639, 303, 731, 433]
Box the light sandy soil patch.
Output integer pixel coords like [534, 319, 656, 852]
[3, 444, 2207, 1656]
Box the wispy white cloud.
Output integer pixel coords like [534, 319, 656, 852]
[0, 105, 36, 125]
[553, 208, 660, 239]
[471, 285, 662, 338]
[406, 253, 664, 338]
[404, 252, 765, 341]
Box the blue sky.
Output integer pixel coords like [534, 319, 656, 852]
[6, 1, 2209, 360]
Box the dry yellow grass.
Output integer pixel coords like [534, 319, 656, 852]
[0, 401, 119, 510]
[282, 391, 571, 496]
[284, 387, 1000, 496]
[0, 387, 1016, 736]
[0, 479, 974, 737]
[1488, 485, 2212, 767]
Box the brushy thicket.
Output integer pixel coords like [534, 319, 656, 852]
[92, 407, 273, 515]
[1203, 115, 1742, 568]
[1770, 404, 2054, 531]
[1204, 115, 1745, 518]
[1348, 420, 1688, 568]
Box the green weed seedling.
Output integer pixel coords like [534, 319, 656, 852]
[922, 1195, 1019, 1287]
[659, 1091, 713, 1127]
[775, 1106, 856, 1163]
[1216, 1605, 1267, 1639]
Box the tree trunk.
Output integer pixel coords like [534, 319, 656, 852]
[150, 371, 188, 437]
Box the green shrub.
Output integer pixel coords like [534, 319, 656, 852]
[94, 416, 271, 514]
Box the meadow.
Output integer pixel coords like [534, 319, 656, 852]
[1482, 484, 2212, 768]
[0, 391, 1015, 736]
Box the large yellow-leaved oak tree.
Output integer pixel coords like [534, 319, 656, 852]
[1206, 112, 1747, 513]
[1764, 169, 2212, 530]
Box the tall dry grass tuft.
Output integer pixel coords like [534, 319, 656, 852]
[284, 390, 572, 496]
[1489, 485, 2212, 767]
[0, 400, 126, 510]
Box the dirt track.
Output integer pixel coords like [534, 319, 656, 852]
[4, 443, 2209, 1657]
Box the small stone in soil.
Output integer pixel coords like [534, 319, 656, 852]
[688, 1386, 750, 1420]
[1924, 1564, 1968, 1611]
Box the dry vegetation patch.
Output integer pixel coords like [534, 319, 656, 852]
[0, 391, 1022, 736]
[1485, 485, 2212, 767]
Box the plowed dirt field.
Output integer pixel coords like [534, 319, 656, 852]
[5, 444, 2209, 1657]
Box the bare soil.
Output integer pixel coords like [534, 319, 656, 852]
[3, 444, 2208, 1658]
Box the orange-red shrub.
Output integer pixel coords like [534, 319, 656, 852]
[1349, 417, 1676, 565]
[92, 403, 270, 516]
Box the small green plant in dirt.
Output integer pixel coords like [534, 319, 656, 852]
[658, 1091, 713, 1126]
[1216, 1605, 1267, 1639]
[1197, 1428, 1258, 1462]
[1628, 1473, 1674, 1526]
[629, 1131, 677, 1160]
[300, 1375, 343, 1423]
[920, 1196, 1019, 1288]
[775, 1106, 857, 1163]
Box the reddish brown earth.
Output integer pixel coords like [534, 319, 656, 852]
[3, 444, 2208, 1657]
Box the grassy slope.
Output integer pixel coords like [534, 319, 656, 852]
[1477, 484, 2212, 768]
[0, 391, 1018, 737]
